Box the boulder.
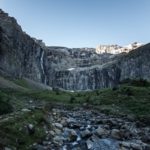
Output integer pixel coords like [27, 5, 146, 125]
[95, 126, 109, 137]
[111, 129, 121, 140]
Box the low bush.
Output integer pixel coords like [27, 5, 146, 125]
[0, 91, 13, 115]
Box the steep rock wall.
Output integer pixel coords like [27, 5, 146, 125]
[0, 9, 47, 83]
[0, 9, 150, 91]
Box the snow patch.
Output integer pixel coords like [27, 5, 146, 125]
[67, 68, 75, 71]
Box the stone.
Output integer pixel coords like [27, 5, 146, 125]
[111, 129, 121, 140]
[130, 143, 142, 150]
[86, 139, 93, 149]
[81, 129, 92, 139]
[86, 138, 119, 150]
[120, 141, 131, 148]
[68, 130, 78, 142]
[21, 108, 31, 112]
[29, 100, 33, 104]
[53, 136, 64, 145]
[54, 123, 63, 129]
[95, 126, 109, 137]
[49, 130, 55, 136]
[4, 148, 12, 150]
[141, 135, 150, 144]
[145, 145, 150, 150]
[54, 128, 61, 135]
[63, 128, 78, 142]
[60, 118, 68, 127]
[27, 124, 35, 135]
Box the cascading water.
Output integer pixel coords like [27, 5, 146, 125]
[40, 50, 47, 84]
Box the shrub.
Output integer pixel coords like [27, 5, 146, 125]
[77, 93, 82, 97]
[85, 96, 91, 103]
[69, 96, 76, 103]
[112, 86, 119, 91]
[0, 91, 13, 115]
[95, 90, 100, 96]
[120, 87, 133, 96]
[120, 78, 150, 87]
[52, 87, 60, 95]
[0, 100, 13, 115]
[131, 79, 150, 87]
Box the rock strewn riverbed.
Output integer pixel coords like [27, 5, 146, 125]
[32, 106, 150, 150]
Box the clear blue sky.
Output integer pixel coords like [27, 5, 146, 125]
[0, 0, 150, 48]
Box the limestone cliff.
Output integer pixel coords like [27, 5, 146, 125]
[0, 9, 47, 83]
[0, 9, 150, 91]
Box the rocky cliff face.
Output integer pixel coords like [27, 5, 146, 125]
[0, 9, 47, 83]
[119, 44, 150, 81]
[0, 9, 150, 91]
[45, 44, 150, 90]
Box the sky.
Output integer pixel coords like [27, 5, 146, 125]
[0, 0, 150, 48]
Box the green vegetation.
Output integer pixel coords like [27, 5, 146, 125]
[0, 78, 150, 149]
[14, 79, 30, 89]
[1, 80, 150, 118]
[120, 78, 150, 87]
[0, 91, 13, 115]
[0, 109, 49, 150]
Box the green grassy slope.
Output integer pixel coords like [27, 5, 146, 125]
[1, 79, 150, 119]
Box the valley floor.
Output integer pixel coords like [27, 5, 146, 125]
[0, 78, 150, 150]
[0, 104, 150, 150]
[32, 106, 150, 150]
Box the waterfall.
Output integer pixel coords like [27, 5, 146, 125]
[40, 50, 47, 84]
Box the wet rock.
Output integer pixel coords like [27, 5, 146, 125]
[86, 124, 92, 129]
[71, 141, 87, 150]
[86, 138, 119, 150]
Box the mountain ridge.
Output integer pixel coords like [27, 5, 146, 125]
[0, 9, 150, 91]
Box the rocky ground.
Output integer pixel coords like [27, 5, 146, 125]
[30, 105, 150, 150]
